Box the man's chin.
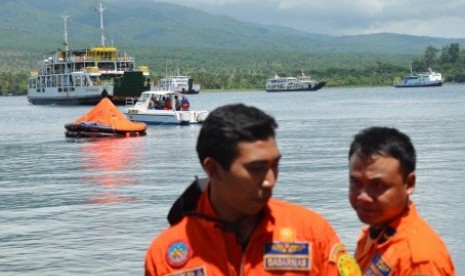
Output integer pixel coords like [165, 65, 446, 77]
[357, 212, 380, 226]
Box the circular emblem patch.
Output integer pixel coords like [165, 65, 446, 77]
[337, 254, 362, 276]
[165, 240, 191, 268]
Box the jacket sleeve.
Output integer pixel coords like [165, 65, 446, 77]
[144, 240, 160, 276]
[316, 218, 361, 275]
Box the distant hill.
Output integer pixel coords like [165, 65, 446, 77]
[0, 0, 464, 55]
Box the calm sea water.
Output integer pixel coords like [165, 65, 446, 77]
[1, 86, 464, 274]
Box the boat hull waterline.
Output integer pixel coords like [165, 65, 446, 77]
[266, 81, 326, 92]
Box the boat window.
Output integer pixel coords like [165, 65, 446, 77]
[29, 79, 36, 89]
[60, 74, 73, 87]
[74, 75, 82, 87]
[139, 94, 150, 102]
[98, 62, 115, 71]
[89, 76, 101, 85]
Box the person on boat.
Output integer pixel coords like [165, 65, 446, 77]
[348, 126, 455, 275]
[180, 96, 190, 111]
[145, 103, 359, 275]
[174, 95, 181, 111]
[164, 97, 172, 110]
[149, 96, 158, 109]
[158, 97, 166, 110]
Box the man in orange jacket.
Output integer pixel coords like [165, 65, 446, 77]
[348, 126, 455, 275]
[145, 103, 360, 275]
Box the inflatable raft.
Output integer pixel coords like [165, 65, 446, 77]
[65, 97, 147, 138]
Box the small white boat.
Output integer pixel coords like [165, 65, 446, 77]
[124, 90, 209, 125]
[393, 67, 443, 88]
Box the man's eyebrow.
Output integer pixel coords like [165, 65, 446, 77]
[247, 156, 281, 165]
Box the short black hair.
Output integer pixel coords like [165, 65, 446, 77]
[196, 103, 278, 170]
[349, 126, 416, 177]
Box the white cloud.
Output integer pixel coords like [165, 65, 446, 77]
[148, 0, 465, 38]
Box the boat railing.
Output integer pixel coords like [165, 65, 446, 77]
[117, 56, 135, 62]
[125, 97, 136, 106]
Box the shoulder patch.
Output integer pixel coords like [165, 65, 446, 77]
[165, 240, 191, 268]
[337, 254, 361, 276]
[329, 243, 346, 263]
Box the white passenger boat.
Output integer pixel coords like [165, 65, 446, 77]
[27, 2, 151, 105]
[124, 90, 209, 125]
[393, 67, 443, 88]
[156, 75, 201, 94]
[266, 72, 326, 92]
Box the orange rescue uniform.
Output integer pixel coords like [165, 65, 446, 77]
[145, 182, 359, 275]
[354, 201, 455, 275]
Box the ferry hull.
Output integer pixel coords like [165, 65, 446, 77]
[394, 82, 443, 88]
[27, 95, 107, 105]
[266, 81, 326, 92]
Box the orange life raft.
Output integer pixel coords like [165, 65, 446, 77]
[65, 97, 147, 138]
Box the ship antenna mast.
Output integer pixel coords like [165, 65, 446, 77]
[62, 14, 70, 52]
[96, 2, 106, 46]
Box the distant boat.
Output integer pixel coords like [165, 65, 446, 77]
[393, 66, 443, 88]
[65, 97, 147, 138]
[266, 72, 326, 92]
[27, 2, 151, 105]
[155, 75, 201, 94]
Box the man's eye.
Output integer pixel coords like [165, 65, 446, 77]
[350, 178, 361, 188]
[373, 181, 386, 190]
[249, 166, 268, 173]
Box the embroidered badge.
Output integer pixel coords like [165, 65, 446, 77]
[165, 266, 206, 276]
[329, 243, 347, 263]
[166, 240, 191, 268]
[264, 242, 311, 271]
[366, 253, 392, 276]
[278, 227, 296, 242]
[337, 254, 362, 276]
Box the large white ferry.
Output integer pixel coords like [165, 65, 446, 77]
[393, 67, 443, 88]
[27, 3, 151, 105]
[266, 72, 326, 92]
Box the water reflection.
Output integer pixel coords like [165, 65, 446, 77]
[77, 137, 146, 204]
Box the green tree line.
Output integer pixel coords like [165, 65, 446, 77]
[411, 43, 465, 82]
[2, 43, 465, 96]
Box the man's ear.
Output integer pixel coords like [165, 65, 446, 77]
[405, 172, 416, 195]
[203, 157, 223, 180]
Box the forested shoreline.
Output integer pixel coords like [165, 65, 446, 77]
[2, 43, 465, 96]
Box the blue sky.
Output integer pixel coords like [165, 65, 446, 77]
[140, 0, 465, 38]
